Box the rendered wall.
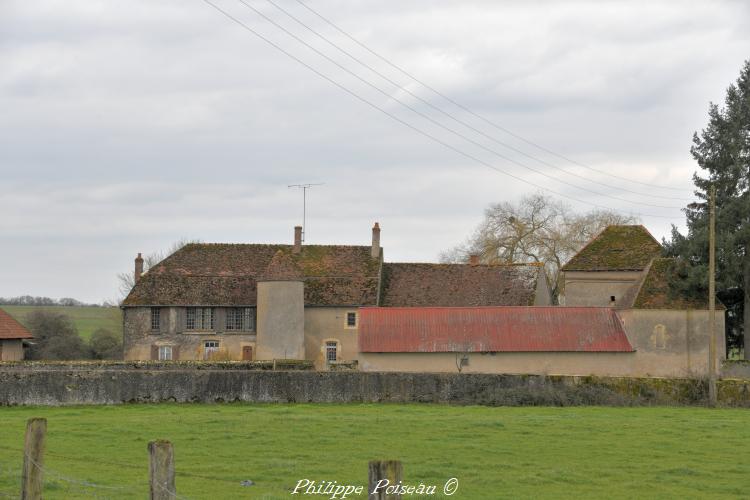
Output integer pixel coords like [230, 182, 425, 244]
[304, 307, 359, 370]
[256, 281, 305, 360]
[0, 340, 24, 361]
[358, 309, 725, 378]
[0, 369, 748, 407]
[618, 309, 726, 378]
[564, 270, 643, 306]
[534, 271, 553, 305]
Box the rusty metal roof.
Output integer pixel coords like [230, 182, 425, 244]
[0, 308, 33, 340]
[358, 306, 633, 353]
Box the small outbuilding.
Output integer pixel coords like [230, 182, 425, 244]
[0, 308, 33, 361]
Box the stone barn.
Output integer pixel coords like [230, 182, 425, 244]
[357, 225, 725, 378]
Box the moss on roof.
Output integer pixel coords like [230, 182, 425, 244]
[380, 263, 543, 307]
[633, 258, 717, 310]
[563, 225, 662, 271]
[123, 243, 381, 307]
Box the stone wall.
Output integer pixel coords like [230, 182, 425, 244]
[0, 368, 748, 407]
[124, 307, 257, 361]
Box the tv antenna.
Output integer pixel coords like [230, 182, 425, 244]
[288, 183, 324, 242]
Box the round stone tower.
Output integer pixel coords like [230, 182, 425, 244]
[256, 249, 305, 360]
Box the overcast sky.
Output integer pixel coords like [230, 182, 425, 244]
[1, 0, 748, 303]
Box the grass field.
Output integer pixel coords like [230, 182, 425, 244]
[0, 404, 748, 499]
[1, 306, 122, 341]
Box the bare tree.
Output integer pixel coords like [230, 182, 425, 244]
[117, 239, 200, 302]
[440, 193, 638, 301]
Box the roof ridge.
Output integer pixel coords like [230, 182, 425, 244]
[385, 261, 541, 267]
[622, 257, 656, 308]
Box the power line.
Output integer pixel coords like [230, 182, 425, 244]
[291, 0, 690, 193]
[199, 0, 676, 219]
[228, 0, 683, 210]
[262, 0, 692, 204]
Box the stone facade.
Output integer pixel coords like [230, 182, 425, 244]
[123, 306, 257, 361]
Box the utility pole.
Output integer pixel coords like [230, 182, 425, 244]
[288, 183, 324, 242]
[708, 185, 717, 406]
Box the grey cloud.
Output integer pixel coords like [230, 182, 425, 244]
[0, 0, 746, 301]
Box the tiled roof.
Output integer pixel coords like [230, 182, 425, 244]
[261, 250, 302, 281]
[562, 225, 662, 271]
[0, 308, 33, 340]
[359, 306, 633, 352]
[379, 263, 544, 307]
[123, 244, 381, 307]
[632, 258, 717, 310]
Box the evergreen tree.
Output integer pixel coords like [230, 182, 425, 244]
[664, 60, 750, 358]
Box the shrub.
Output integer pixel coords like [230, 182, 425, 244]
[25, 310, 92, 360]
[90, 328, 122, 360]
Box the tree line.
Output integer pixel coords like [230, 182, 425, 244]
[23, 310, 122, 360]
[0, 296, 102, 307]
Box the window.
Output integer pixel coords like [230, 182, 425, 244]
[346, 312, 357, 328]
[186, 307, 214, 330]
[204, 340, 220, 360]
[226, 308, 256, 331]
[151, 308, 161, 331]
[326, 341, 338, 362]
[158, 346, 172, 361]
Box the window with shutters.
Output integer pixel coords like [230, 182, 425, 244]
[186, 307, 215, 330]
[226, 307, 256, 332]
[150, 308, 161, 332]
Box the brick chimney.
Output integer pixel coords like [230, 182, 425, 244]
[371, 222, 381, 259]
[134, 253, 144, 283]
[293, 226, 302, 254]
[469, 254, 480, 266]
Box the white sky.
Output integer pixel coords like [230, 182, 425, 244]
[1, 0, 749, 303]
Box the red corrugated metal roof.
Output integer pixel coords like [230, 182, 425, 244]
[358, 307, 633, 353]
[0, 308, 33, 340]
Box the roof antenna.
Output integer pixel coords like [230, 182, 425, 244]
[288, 183, 324, 242]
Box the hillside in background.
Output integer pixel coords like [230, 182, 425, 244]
[2, 306, 122, 341]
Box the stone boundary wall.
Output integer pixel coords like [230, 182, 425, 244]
[0, 369, 749, 407]
[0, 360, 313, 371]
[722, 360, 750, 380]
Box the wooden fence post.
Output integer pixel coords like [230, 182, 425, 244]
[21, 417, 46, 500]
[148, 440, 175, 500]
[368, 460, 403, 500]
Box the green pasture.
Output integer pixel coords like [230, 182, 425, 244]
[1, 306, 121, 340]
[0, 404, 747, 499]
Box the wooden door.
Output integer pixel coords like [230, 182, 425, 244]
[242, 346, 253, 361]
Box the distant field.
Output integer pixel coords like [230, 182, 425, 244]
[1, 305, 122, 340]
[0, 404, 748, 499]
